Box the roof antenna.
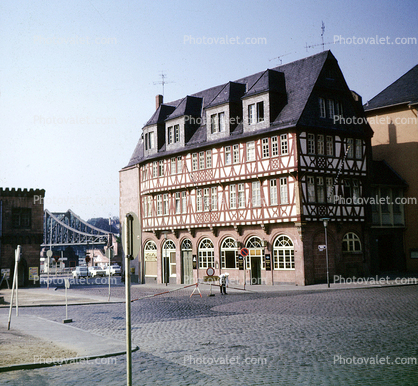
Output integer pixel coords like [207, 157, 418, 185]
[321, 21, 325, 51]
[268, 52, 293, 65]
[153, 72, 174, 97]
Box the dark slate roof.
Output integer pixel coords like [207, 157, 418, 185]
[187, 124, 207, 145]
[244, 69, 285, 98]
[145, 104, 176, 126]
[125, 50, 339, 168]
[364, 64, 418, 111]
[127, 137, 144, 166]
[206, 82, 247, 109]
[274, 51, 329, 127]
[166, 95, 203, 121]
[370, 160, 407, 186]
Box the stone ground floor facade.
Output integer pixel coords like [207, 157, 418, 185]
[135, 221, 370, 286]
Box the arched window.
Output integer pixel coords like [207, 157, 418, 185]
[273, 235, 294, 270]
[198, 238, 214, 269]
[245, 236, 264, 269]
[144, 240, 157, 277]
[162, 240, 177, 277]
[181, 239, 192, 251]
[221, 237, 238, 269]
[342, 232, 362, 252]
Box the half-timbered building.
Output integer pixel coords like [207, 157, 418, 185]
[120, 50, 373, 286]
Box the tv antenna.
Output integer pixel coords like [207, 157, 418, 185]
[153, 72, 174, 97]
[268, 52, 294, 65]
[305, 21, 335, 52]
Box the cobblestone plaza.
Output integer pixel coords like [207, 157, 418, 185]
[1, 284, 417, 385]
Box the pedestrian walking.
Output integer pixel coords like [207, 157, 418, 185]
[219, 273, 229, 295]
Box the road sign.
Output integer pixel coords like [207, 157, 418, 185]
[240, 248, 249, 257]
[46, 250, 53, 258]
[121, 212, 140, 259]
[206, 267, 215, 276]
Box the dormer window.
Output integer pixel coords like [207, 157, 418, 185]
[210, 112, 226, 133]
[248, 102, 264, 124]
[144, 132, 154, 150]
[174, 125, 180, 142]
[167, 125, 180, 144]
[168, 126, 173, 144]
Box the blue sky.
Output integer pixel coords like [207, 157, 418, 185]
[0, 0, 416, 220]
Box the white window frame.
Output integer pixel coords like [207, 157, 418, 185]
[247, 141, 255, 161]
[177, 156, 182, 174]
[230, 184, 237, 209]
[171, 157, 176, 175]
[206, 150, 212, 169]
[182, 191, 187, 213]
[273, 235, 294, 270]
[196, 189, 202, 212]
[192, 153, 198, 171]
[280, 134, 288, 155]
[280, 177, 288, 204]
[225, 146, 232, 165]
[233, 144, 239, 163]
[252, 181, 261, 207]
[272, 136, 279, 156]
[238, 183, 245, 208]
[198, 238, 214, 269]
[211, 187, 217, 211]
[174, 125, 180, 143]
[248, 103, 256, 125]
[262, 138, 269, 158]
[270, 179, 277, 206]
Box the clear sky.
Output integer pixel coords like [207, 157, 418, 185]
[0, 0, 416, 220]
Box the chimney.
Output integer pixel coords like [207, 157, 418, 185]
[156, 94, 163, 110]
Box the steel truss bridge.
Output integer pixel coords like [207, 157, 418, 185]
[42, 209, 115, 248]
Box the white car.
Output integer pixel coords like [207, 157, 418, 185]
[88, 266, 106, 277]
[105, 264, 121, 276]
[72, 266, 89, 279]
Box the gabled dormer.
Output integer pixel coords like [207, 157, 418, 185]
[301, 52, 372, 138]
[242, 69, 286, 133]
[205, 82, 246, 140]
[165, 95, 203, 150]
[143, 97, 176, 157]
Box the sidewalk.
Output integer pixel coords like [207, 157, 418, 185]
[0, 287, 124, 308]
[0, 312, 138, 372]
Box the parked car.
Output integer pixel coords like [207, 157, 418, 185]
[72, 266, 89, 279]
[88, 266, 106, 277]
[105, 264, 121, 276]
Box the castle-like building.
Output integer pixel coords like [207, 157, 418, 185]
[120, 51, 379, 286]
[0, 188, 45, 287]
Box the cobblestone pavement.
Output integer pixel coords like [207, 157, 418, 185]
[1, 284, 417, 385]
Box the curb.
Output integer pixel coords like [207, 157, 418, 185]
[0, 346, 139, 373]
[0, 300, 125, 308]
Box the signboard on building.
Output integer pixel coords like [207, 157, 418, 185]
[29, 267, 38, 281]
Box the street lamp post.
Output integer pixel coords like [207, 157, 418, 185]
[320, 218, 330, 288]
